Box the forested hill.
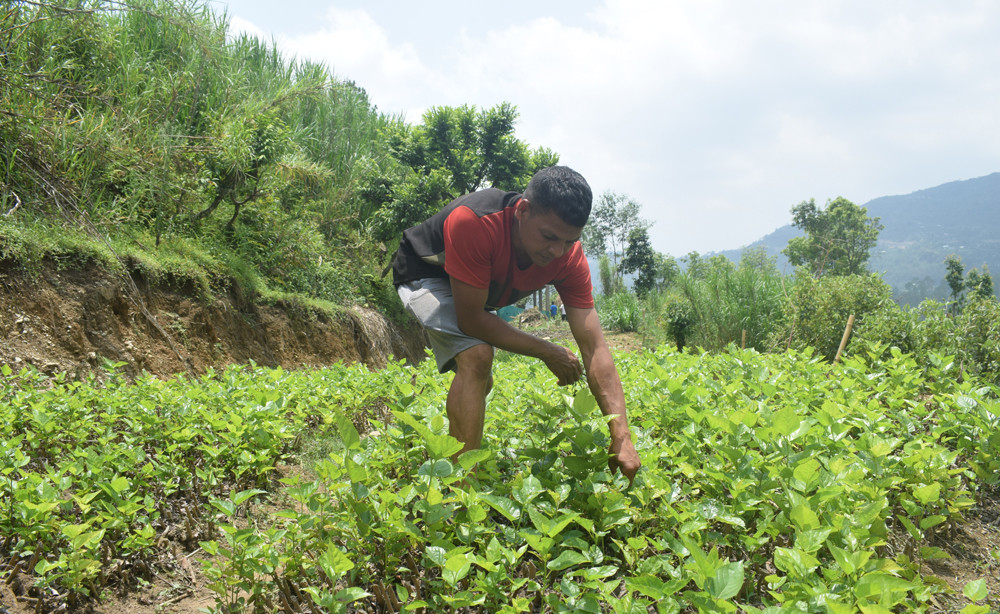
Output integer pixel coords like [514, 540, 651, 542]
[719, 172, 1000, 304]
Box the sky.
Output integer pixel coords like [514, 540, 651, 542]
[213, 0, 1000, 257]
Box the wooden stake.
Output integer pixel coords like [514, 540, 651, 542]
[741, 330, 746, 349]
[833, 314, 856, 364]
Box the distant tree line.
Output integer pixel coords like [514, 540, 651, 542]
[587, 193, 999, 385]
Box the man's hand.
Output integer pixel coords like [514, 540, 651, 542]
[541, 344, 583, 386]
[608, 437, 641, 486]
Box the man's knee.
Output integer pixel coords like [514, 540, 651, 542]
[455, 343, 494, 382]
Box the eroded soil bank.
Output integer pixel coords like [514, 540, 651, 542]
[0, 260, 427, 379]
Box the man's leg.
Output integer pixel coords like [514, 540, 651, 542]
[447, 343, 494, 455]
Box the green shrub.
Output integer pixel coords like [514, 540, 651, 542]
[777, 274, 893, 360]
[643, 289, 696, 351]
[675, 249, 787, 351]
[854, 296, 1000, 385]
[598, 291, 640, 332]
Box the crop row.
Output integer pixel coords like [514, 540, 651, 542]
[1, 343, 997, 612]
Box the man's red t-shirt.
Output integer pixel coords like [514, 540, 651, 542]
[391, 189, 594, 310]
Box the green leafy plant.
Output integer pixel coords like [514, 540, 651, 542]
[1, 343, 996, 612]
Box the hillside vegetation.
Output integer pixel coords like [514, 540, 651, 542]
[719, 173, 1000, 305]
[0, 0, 551, 319]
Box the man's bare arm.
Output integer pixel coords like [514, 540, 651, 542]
[450, 278, 582, 385]
[566, 305, 641, 484]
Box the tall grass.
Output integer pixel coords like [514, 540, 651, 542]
[0, 0, 400, 313]
[668, 249, 787, 351]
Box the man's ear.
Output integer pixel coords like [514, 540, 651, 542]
[514, 198, 531, 221]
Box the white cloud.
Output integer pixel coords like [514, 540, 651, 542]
[269, 8, 444, 118]
[226, 15, 266, 40]
[225, 0, 1000, 255]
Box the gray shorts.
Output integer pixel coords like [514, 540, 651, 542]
[397, 277, 490, 373]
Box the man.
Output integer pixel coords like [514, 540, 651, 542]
[391, 166, 641, 485]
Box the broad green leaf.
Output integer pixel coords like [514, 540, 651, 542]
[527, 507, 579, 538]
[773, 547, 819, 578]
[426, 485, 443, 506]
[790, 502, 820, 531]
[346, 455, 368, 482]
[110, 476, 130, 494]
[391, 410, 463, 458]
[866, 437, 897, 457]
[706, 561, 744, 600]
[62, 523, 91, 540]
[792, 457, 821, 487]
[577, 565, 619, 580]
[572, 388, 597, 418]
[467, 502, 487, 523]
[334, 412, 361, 450]
[824, 598, 855, 614]
[853, 572, 914, 601]
[898, 516, 921, 541]
[773, 407, 801, 436]
[210, 498, 236, 517]
[335, 587, 370, 604]
[829, 545, 858, 575]
[911, 482, 941, 505]
[919, 514, 947, 530]
[480, 494, 521, 522]
[319, 544, 354, 578]
[457, 448, 491, 470]
[963, 578, 987, 602]
[854, 497, 888, 527]
[794, 527, 832, 553]
[425, 432, 464, 459]
[547, 549, 588, 571]
[425, 546, 447, 566]
[520, 532, 555, 557]
[513, 474, 544, 505]
[484, 537, 505, 563]
[417, 459, 453, 478]
[442, 553, 471, 586]
[231, 488, 267, 506]
[625, 575, 666, 600]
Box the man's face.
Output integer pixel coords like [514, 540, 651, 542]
[514, 200, 584, 267]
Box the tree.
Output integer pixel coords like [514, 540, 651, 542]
[652, 252, 681, 290]
[945, 254, 995, 315]
[368, 102, 558, 241]
[582, 191, 650, 291]
[620, 227, 656, 298]
[597, 254, 623, 296]
[194, 108, 289, 231]
[945, 254, 966, 308]
[783, 197, 883, 277]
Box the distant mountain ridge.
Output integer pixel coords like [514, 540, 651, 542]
[718, 172, 1000, 304]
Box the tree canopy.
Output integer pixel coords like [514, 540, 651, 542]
[783, 197, 883, 277]
[366, 103, 559, 242]
[582, 191, 650, 293]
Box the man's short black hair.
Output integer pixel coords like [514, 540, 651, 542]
[523, 166, 592, 227]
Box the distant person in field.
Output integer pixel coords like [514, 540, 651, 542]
[550, 301, 558, 319]
[391, 165, 641, 485]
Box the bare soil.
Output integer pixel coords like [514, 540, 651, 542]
[0, 259, 427, 379]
